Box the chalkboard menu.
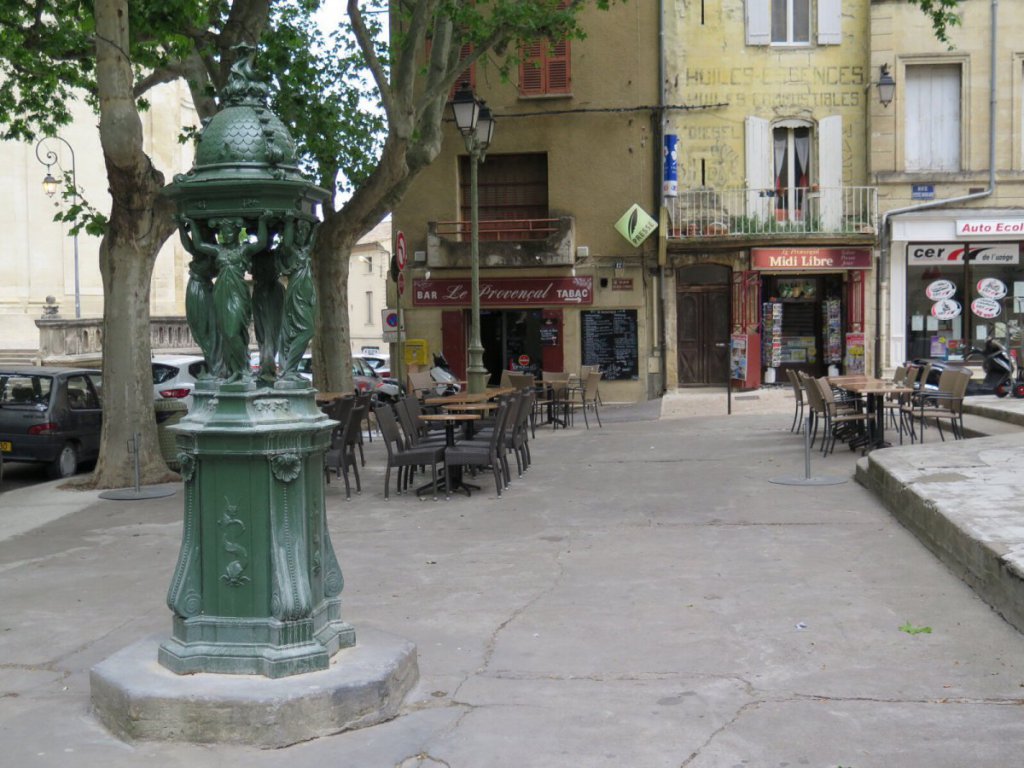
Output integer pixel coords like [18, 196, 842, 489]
[581, 309, 639, 380]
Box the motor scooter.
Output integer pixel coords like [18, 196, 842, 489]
[912, 337, 1014, 397]
[428, 353, 462, 396]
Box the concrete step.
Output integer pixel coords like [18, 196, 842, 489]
[0, 350, 38, 367]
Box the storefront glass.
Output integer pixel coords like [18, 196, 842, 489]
[906, 242, 1022, 361]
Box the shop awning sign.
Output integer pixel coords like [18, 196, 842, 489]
[925, 279, 956, 300]
[908, 243, 1020, 264]
[956, 219, 1024, 237]
[751, 247, 872, 270]
[614, 204, 657, 247]
[412, 276, 594, 307]
[977, 277, 1007, 300]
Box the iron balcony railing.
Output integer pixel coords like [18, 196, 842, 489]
[434, 218, 560, 242]
[666, 186, 878, 239]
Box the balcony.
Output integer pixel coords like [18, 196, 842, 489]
[427, 216, 574, 268]
[666, 186, 878, 243]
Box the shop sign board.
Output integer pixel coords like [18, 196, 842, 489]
[412, 276, 594, 307]
[614, 204, 658, 247]
[611, 278, 634, 291]
[908, 243, 1020, 264]
[925, 279, 956, 300]
[751, 247, 872, 270]
[956, 219, 1024, 237]
[971, 298, 1003, 319]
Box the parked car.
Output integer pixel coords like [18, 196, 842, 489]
[0, 367, 103, 478]
[354, 353, 391, 378]
[297, 354, 402, 402]
[152, 355, 208, 409]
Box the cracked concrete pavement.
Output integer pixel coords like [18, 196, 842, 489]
[2, 397, 1024, 767]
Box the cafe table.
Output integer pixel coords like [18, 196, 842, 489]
[828, 376, 913, 449]
[416, 413, 481, 496]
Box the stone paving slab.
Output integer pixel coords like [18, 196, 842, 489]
[857, 433, 1024, 635]
[2, 396, 1024, 766]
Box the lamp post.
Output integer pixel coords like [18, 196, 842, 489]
[877, 64, 896, 108]
[450, 85, 495, 393]
[35, 136, 80, 319]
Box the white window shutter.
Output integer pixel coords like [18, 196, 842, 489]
[746, 0, 770, 46]
[905, 65, 961, 171]
[818, 115, 843, 229]
[817, 0, 842, 45]
[745, 116, 773, 221]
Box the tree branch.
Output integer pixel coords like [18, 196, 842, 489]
[348, 0, 395, 121]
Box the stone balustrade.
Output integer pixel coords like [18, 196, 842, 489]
[35, 316, 198, 365]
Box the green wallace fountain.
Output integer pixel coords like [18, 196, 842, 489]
[89, 47, 417, 745]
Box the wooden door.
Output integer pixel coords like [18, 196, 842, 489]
[677, 286, 731, 385]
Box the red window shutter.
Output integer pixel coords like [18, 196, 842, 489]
[545, 40, 571, 93]
[450, 42, 475, 99]
[519, 42, 544, 95]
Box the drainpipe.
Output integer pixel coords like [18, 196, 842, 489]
[656, 0, 667, 395]
[874, 0, 999, 377]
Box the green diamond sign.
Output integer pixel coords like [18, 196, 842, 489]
[614, 204, 658, 247]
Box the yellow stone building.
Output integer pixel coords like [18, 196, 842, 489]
[871, 0, 1024, 376]
[391, 1, 663, 401]
[662, 0, 878, 389]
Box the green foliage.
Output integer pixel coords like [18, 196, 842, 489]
[907, 0, 962, 45]
[49, 170, 109, 237]
[263, 0, 386, 197]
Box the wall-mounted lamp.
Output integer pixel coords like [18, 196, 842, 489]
[877, 64, 896, 108]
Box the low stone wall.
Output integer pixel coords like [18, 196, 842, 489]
[35, 316, 198, 365]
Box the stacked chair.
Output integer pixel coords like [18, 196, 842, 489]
[323, 398, 362, 499]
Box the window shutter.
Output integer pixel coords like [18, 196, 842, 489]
[520, 42, 544, 95]
[449, 42, 475, 99]
[905, 64, 961, 171]
[817, 115, 843, 229]
[745, 116, 773, 221]
[746, 0, 770, 46]
[546, 40, 571, 93]
[817, 0, 842, 44]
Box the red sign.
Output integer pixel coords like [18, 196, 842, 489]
[412, 277, 594, 307]
[751, 247, 872, 270]
[518, 354, 530, 367]
[611, 278, 634, 291]
[397, 272, 406, 296]
[395, 231, 407, 271]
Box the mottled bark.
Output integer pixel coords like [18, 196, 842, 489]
[311, 225, 356, 395]
[82, 0, 269, 488]
[86, 0, 176, 488]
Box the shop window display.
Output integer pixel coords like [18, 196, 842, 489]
[906, 243, 1023, 362]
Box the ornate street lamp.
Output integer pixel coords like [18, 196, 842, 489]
[877, 64, 896, 108]
[35, 136, 80, 318]
[449, 85, 496, 393]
